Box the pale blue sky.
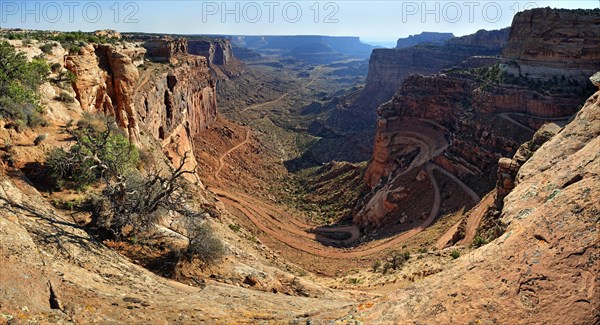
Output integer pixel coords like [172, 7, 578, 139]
[1, 1, 598, 43]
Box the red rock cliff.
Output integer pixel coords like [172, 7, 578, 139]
[355, 9, 598, 229]
[502, 8, 600, 81]
[65, 38, 218, 181]
[65, 43, 146, 143]
[136, 55, 217, 174]
[188, 39, 245, 79]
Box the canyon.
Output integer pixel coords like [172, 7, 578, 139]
[354, 8, 600, 229]
[0, 7, 598, 324]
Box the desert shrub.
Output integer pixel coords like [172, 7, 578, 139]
[33, 134, 47, 146]
[347, 278, 360, 284]
[50, 63, 62, 73]
[86, 148, 199, 239]
[472, 236, 487, 248]
[375, 250, 411, 274]
[0, 41, 50, 128]
[185, 219, 225, 264]
[45, 115, 138, 190]
[87, 36, 100, 44]
[68, 45, 81, 55]
[55, 92, 74, 103]
[450, 250, 461, 259]
[371, 260, 381, 272]
[39, 43, 56, 54]
[55, 69, 77, 83]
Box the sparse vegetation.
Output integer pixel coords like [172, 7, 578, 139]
[39, 42, 56, 54]
[0, 41, 50, 129]
[33, 134, 47, 146]
[55, 92, 75, 103]
[472, 236, 488, 248]
[228, 224, 241, 232]
[45, 114, 139, 191]
[50, 63, 62, 73]
[42, 114, 224, 265]
[450, 250, 461, 259]
[372, 250, 411, 274]
[184, 218, 225, 264]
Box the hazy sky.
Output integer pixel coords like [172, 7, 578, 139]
[1, 1, 598, 44]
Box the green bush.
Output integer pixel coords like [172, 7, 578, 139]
[68, 45, 81, 55]
[228, 224, 241, 232]
[50, 63, 62, 73]
[0, 41, 50, 128]
[450, 250, 461, 259]
[55, 92, 75, 103]
[39, 43, 56, 54]
[45, 115, 138, 190]
[33, 134, 47, 146]
[472, 236, 487, 248]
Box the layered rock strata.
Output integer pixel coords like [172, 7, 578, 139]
[65, 43, 146, 143]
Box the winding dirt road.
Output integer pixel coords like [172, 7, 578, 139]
[211, 161, 447, 258]
[435, 191, 495, 249]
[214, 80, 486, 258]
[498, 112, 571, 133]
[214, 130, 251, 180]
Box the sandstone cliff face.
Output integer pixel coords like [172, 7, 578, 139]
[346, 86, 600, 324]
[142, 37, 189, 62]
[356, 69, 587, 228]
[502, 8, 600, 81]
[136, 56, 217, 173]
[65, 43, 146, 143]
[355, 8, 597, 229]
[188, 39, 245, 79]
[447, 27, 510, 49]
[351, 29, 510, 121]
[65, 38, 218, 178]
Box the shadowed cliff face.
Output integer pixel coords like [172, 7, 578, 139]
[343, 28, 511, 124]
[354, 8, 598, 229]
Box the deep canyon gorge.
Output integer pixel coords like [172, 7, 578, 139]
[0, 7, 598, 324]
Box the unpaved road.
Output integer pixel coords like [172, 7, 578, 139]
[214, 130, 251, 180]
[215, 93, 485, 258]
[498, 113, 536, 133]
[435, 191, 495, 249]
[211, 162, 446, 258]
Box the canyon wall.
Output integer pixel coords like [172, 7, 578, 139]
[348, 28, 510, 122]
[143, 37, 188, 62]
[354, 9, 597, 229]
[396, 32, 454, 49]
[502, 8, 600, 81]
[65, 43, 146, 143]
[353, 80, 600, 324]
[188, 38, 245, 79]
[65, 37, 218, 179]
[136, 55, 217, 174]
